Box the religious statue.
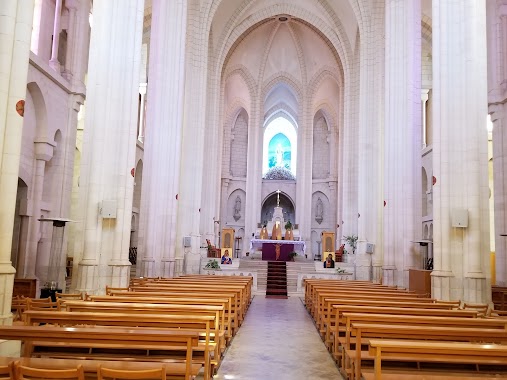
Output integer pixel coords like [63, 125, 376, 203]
[233, 196, 241, 221]
[275, 144, 283, 167]
[315, 197, 323, 224]
[275, 244, 281, 261]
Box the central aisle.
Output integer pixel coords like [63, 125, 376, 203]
[213, 296, 344, 380]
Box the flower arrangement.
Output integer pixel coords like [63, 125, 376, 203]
[263, 167, 296, 180]
[204, 259, 221, 270]
[336, 267, 346, 274]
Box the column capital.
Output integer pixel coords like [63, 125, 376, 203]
[65, 0, 78, 10]
[34, 141, 55, 161]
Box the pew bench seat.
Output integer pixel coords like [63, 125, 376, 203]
[364, 340, 507, 380]
[0, 357, 202, 380]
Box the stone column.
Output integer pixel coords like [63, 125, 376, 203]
[76, 0, 144, 294]
[62, 0, 77, 80]
[431, 0, 490, 302]
[49, 0, 63, 72]
[356, 2, 384, 281]
[490, 105, 507, 286]
[69, 0, 91, 93]
[383, 0, 422, 288]
[0, 0, 34, 324]
[17, 142, 53, 280]
[137, 83, 147, 142]
[138, 0, 187, 278]
[421, 89, 429, 148]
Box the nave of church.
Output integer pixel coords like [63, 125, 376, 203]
[3, 0, 507, 376]
[214, 296, 342, 380]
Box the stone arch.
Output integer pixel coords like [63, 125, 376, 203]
[312, 111, 331, 180]
[264, 103, 298, 127]
[26, 82, 48, 140]
[229, 108, 249, 178]
[262, 73, 303, 104]
[222, 64, 257, 106]
[260, 190, 295, 226]
[207, 1, 357, 79]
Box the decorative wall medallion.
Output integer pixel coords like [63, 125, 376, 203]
[16, 100, 25, 117]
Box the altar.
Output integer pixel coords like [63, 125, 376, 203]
[250, 239, 306, 261]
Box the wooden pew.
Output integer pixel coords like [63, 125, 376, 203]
[62, 300, 226, 375]
[366, 339, 507, 380]
[329, 306, 479, 358]
[316, 293, 436, 330]
[99, 292, 237, 338]
[0, 325, 200, 380]
[129, 284, 247, 324]
[0, 357, 201, 380]
[347, 323, 507, 380]
[23, 310, 217, 380]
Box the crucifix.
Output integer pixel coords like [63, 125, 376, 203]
[276, 189, 281, 207]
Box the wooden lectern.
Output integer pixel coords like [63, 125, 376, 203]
[321, 231, 335, 261]
[221, 228, 235, 257]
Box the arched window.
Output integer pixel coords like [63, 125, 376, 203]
[263, 117, 297, 176]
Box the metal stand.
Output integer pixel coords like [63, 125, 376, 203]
[38, 218, 72, 297]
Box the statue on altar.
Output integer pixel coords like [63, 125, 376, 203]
[272, 221, 282, 240]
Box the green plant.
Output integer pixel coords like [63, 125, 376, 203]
[288, 251, 298, 260]
[285, 220, 293, 230]
[343, 235, 358, 255]
[204, 259, 221, 270]
[336, 267, 346, 274]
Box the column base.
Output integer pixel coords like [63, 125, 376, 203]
[354, 253, 372, 281]
[139, 258, 155, 278]
[160, 258, 176, 278]
[464, 275, 490, 304]
[76, 260, 98, 294]
[382, 266, 396, 286]
[184, 253, 202, 275]
[108, 261, 131, 288]
[431, 270, 455, 301]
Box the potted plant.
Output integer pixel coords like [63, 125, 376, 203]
[288, 251, 298, 261]
[284, 220, 294, 240]
[203, 259, 221, 271]
[343, 235, 358, 255]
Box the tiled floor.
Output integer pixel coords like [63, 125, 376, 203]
[212, 296, 344, 380]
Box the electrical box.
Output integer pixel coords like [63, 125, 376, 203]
[366, 243, 374, 254]
[101, 200, 117, 218]
[183, 236, 192, 247]
[451, 208, 468, 228]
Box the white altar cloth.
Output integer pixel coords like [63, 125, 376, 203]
[250, 239, 306, 254]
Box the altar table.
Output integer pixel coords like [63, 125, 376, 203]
[250, 239, 306, 261]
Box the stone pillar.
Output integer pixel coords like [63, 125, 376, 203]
[137, 83, 147, 142]
[138, 0, 187, 278]
[17, 142, 53, 280]
[69, 0, 91, 93]
[49, 0, 63, 72]
[383, 0, 422, 288]
[62, 0, 78, 80]
[76, 0, 144, 294]
[0, 0, 34, 324]
[176, 1, 209, 276]
[431, 0, 490, 302]
[421, 89, 429, 148]
[356, 2, 384, 281]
